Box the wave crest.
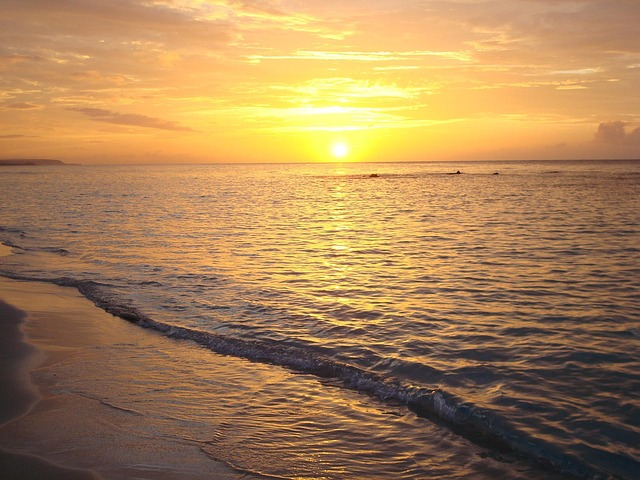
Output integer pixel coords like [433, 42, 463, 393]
[0, 271, 610, 479]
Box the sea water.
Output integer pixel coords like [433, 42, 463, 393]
[0, 160, 638, 479]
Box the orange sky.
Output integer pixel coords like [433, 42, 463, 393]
[1, 0, 639, 163]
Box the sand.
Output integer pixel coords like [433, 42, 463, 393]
[0, 244, 13, 257]
[0, 300, 39, 426]
[0, 277, 243, 480]
[0, 292, 98, 479]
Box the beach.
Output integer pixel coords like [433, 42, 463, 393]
[0, 276, 553, 480]
[0, 276, 244, 479]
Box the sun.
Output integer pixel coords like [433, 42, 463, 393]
[330, 142, 350, 160]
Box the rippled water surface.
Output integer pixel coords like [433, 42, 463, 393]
[1, 160, 639, 479]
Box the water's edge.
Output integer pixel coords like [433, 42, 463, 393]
[0, 271, 617, 480]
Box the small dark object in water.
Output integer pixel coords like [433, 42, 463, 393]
[370, 173, 379, 178]
[493, 172, 499, 175]
[448, 170, 462, 175]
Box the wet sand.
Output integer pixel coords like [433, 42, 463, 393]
[0, 244, 13, 257]
[0, 292, 99, 479]
[0, 277, 242, 480]
[0, 300, 39, 426]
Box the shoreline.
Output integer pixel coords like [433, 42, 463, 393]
[0, 300, 39, 426]
[0, 286, 99, 479]
[0, 244, 13, 257]
[0, 276, 242, 480]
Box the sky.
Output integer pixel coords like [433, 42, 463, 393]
[1, 0, 639, 164]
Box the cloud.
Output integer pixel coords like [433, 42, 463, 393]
[228, 0, 287, 17]
[68, 107, 194, 132]
[5, 102, 40, 109]
[247, 49, 471, 63]
[2, 0, 235, 48]
[0, 54, 42, 68]
[1, 1, 639, 162]
[0, 134, 27, 139]
[595, 121, 640, 145]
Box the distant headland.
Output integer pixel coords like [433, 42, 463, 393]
[0, 159, 68, 166]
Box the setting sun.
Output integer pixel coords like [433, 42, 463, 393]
[0, 1, 638, 164]
[331, 142, 350, 160]
[0, 1, 638, 479]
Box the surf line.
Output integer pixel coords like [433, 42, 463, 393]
[0, 272, 606, 480]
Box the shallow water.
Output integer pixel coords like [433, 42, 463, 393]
[1, 160, 639, 478]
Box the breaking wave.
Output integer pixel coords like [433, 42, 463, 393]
[0, 271, 613, 479]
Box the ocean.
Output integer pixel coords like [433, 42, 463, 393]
[0, 160, 638, 479]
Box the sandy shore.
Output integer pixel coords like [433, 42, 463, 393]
[0, 244, 13, 257]
[0, 299, 39, 426]
[0, 277, 243, 480]
[0, 284, 99, 479]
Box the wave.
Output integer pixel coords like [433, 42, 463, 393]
[0, 226, 26, 235]
[0, 270, 618, 480]
[1, 241, 70, 256]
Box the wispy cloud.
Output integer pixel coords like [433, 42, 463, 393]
[0, 134, 31, 139]
[68, 108, 195, 132]
[214, 103, 449, 133]
[275, 77, 434, 101]
[5, 102, 40, 109]
[3, 0, 236, 47]
[247, 50, 471, 63]
[1, 0, 639, 161]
